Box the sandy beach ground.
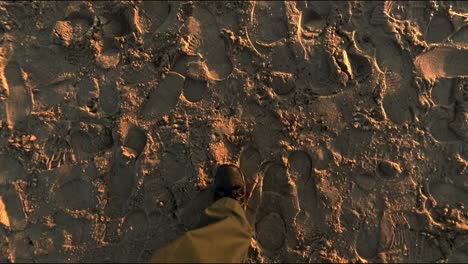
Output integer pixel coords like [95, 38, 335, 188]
[0, 1, 467, 262]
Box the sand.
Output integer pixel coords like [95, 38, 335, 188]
[0, 1, 467, 262]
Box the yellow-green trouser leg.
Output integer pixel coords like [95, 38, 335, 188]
[149, 197, 252, 263]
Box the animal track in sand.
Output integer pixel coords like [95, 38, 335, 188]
[182, 77, 207, 103]
[120, 122, 147, 157]
[141, 71, 185, 120]
[415, 45, 468, 82]
[122, 210, 149, 240]
[249, 1, 289, 45]
[0, 154, 26, 185]
[4, 60, 32, 130]
[0, 188, 27, 231]
[182, 7, 233, 81]
[70, 122, 113, 154]
[55, 179, 97, 211]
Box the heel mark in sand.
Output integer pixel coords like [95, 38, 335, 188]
[120, 123, 147, 158]
[141, 71, 185, 120]
[182, 78, 207, 103]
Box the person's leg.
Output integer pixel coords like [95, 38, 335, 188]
[149, 197, 251, 263]
[149, 165, 252, 263]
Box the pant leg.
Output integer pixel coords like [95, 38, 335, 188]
[149, 197, 252, 263]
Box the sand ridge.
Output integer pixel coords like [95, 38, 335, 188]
[0, 1, 467, 262]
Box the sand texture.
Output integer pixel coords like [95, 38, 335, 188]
[0, 1, 468, 263]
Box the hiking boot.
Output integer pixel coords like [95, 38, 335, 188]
[214, 164, 246, 206]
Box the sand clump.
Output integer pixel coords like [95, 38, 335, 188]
[0, 1, 468, 263]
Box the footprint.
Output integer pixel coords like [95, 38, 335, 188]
[269, 71, 295, 96]
[425, 14, 453, 44]
[288, 151, 312, 183]
[255, 191, 291, 257]
[376, 160, 402, 180]
[183, 7, 233, 80]
[76, 77, 99, 113]
[287, 151, 318, 233]
[53, 211, 90, 246]
[101, 7, 139, 38]
[249, 1, 289, 45]
[448, 243, 468, 263]
[109, 162, 136, 211]
[141, 1, 171, 32]
[356, 224, 380, 260]
[160, 143, 193, 185]
[415, 46, 468, 82]
[379, 211, 411, 252]
[122, 210, 148, 240]
[70, 122, 113, 154]
[0, 154, 26, 185]
[143, 179, 175, 217]
[452, 25, 468, 43]
[256, 212, 286, 252]
[239, 145, 262, 225]
[430, 182, 468, 208]
[99, 78, 120, 116]
[0, 188, 27, 231]
[120, 122, 147, 157]
[182, 77, 207, 103]
[96, 45, 121, 70]
[252, 110, 285, 151]
[4, 60, 32, 130]
[141, 71, 185, 120]
[428, 108, 460, 142]
[255, 162, 300, 257]
[240, 145, 262, 186]
[55, 179, 97, 210]
[52, 8, 95, 46]
[300, 6, 327, 35]
[262, 163, 291, 196]
[349, 53, 373, 83]
[431, 78, 454, 106]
